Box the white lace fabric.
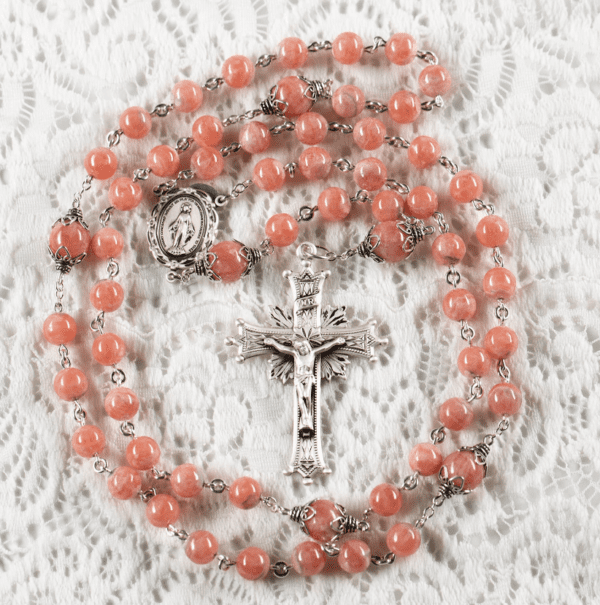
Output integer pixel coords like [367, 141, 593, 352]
[0, 0, 599, 603]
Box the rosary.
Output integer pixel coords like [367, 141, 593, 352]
[44, 33, 521, 579]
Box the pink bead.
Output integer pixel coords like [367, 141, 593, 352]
[239, 121, 271, 154]
[332, 32, 363, 65]
[92, 332, 126, 366]
[147, 145, 180, 178]
[126, 436, 160, 471]
[386, 523, 421, 557]
[332, 85, 365, 118]
[108, 466, 142, 500]
[172, 80, 204, 113]
[408, 136, 441, 169]
[443, 288, 477, 321]
[372, 190, 404, 222]
[228, 476, 262, 509]
[419, 65, 452, 97]
[236, 547, 270, 581]
[298, 146, 332, 181]
[388, 90, 421, 124]
[43, 313, 77, 345]
[338, 539, 371, 574]
[457, 346, 491, 377]
[54, 367, 88, 401]
[450, 170, 483, 204]
[72, 425, 105, 458]
[443, 450, 485, 491]
[108, 178, 143, 211]
[385, 33, 417, 65]
[431, 233, 466, 266]
[291, 541, 326, 576]
[372, 220, 410, 263]
[222, 55, 255, 88]
[274, 76, 313, 116]
[488, 383, 522, 416]
[476, 215, 509, 248]
[484, 326, 518, 359]
[186, 530, 219, 565]
[104, 387, 139, 420]
[146, 494, 180, 528]
[119, 106, 152, 139]
[84, 147, 117, 180]
[304, 499, 341, 543]
[192, 115, 224, 148]
[91, 227, 124, 259]
[483, 267, 517, 300]
[171, 464, 203, 498]
[353, 117, 386, 150]
[406, 185, 438, 219]
[278, 37, 308, 69]
[90, 280, 124, 313]
[354, 157, 387, 191]
[439, 397, 474, 431]
[295, 112, 328, 145]
[191, 146, 224, 181]
[209, 241, 248, 283]
[369, 483, 402, 516]
[265, 213, 299, 247]
[49, 221, 91, 259]
[253, 158, 286, 191]
[408, 443, 443, 476]
[318, 187, 351, 221]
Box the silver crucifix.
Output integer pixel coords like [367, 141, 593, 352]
[226, 242, 387, 484]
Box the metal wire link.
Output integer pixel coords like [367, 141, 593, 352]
[223, 109, 263, 127]
[106, 258, 119, 278]
[430, 425, 446, 444]
[498, 359, 511, 382]
[98, 206, 114, 228]
[297, 205, 317, 222]
[93, 454, 111, 474]
[166, 525, 189, 541]
[133, 167, 152, 182]
[73, 400, 86, 425]
[421, 96, 444, 111]
[446, 265, 461, 287]
[152, 467, 171, 480]
[139, 488, 156, 503]
[333, 158, 355, 172]
[111, 368, 126, 385]
[255, 53, 277, 67]
[385, 135, 411, 149]
[220, 141, 242, 158]
[285, 162, 298, 177]
[271, 561, 292, 578]
[176, 137, 193, 152]
[460, 320, 475, 343]
[58, 344, 71, 369]
[350, 190, 371, 204]
[54, 274, 65, 313]
[467, 377, 484, 403]
[472, 198, 495, 215]
[150, 103, 174, 117]
[216, 554, 236, 570]
[323, 541, 340, 557]
[372, 552, 396, 566]
[496, 301, 509, 323]
[120, 421, 135, 437]
[328, 121, 354, 134]
[106, 129, 123, 148]
[385, 179, 410, 194]
[204, 76, 225, 91]
[433, 211, 450, 233]
[205, 478, 229, 493]
[260, 496, 289, 515]
[439, 156, 459, 175]
[364, 36, 387, 53]
[270, 120, 295, 135]
[365, 100, 388, 113]
[90, 312, 105, 334]
[492, 247, 504, 267]
[215, 179, 253, 206]
[72, 174, 94, 209]
[307, 40, 332, 52]
[401, 472, 420, 490]
[416, 49, 439, 65]
[481, 415, 511, 448]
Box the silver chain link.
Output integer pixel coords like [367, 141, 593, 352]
[204, 76, 225, 91]
[307, 40, 332, 52]
[54, 273, 65, 312]
[467, 377, 484, 403]
[72, 174, 94, 209]
[364, 36, 387, 53]
[416, 49, 439, 65]
[472, 198, 495, 215]
[439, 156, 458, 175]
[106, 129, 123, 148]
[332, 158, 355, 172]
[385, 135, 411, 149]
[365, 100, 388, 113]
[432, 211, 450, 233]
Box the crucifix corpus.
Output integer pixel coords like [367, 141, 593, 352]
[226, 243, 387, 484]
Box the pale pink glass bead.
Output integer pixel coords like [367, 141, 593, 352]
[443, 288, 477, 321]
[91, 227, 124, 259]
[484, 326, 518, 359]
[304, 499, 340, 543]
[332, 32, 363, 65]
[408, 443, 443, 476]
[49, 221, 91, 259]
[338, 539, 371, 574]
[172, 80, 204, 113]
[126, 436, 160, 470]
[332, 85, 365, 118]
[439, 398, 474, 431]
[92, 332, 126, 366]
[265, 213, 299, 247]
[274, 76, 313, 116]
[253, 158, 286, 191]
[104, 387, 139, 420]
[483, 267, 517, 300]
[369, 483, 402, 516]
[186, 530, 219, 565]
[54, 367, 88, 401]
[408, 136, 441, 169]
[43, 313, 77, 345]
[222, 55, 255, 88]
[90, 280, 124, 313]
[228, 476, 262, 509]
[372, 190, 404, 222]
[239, 121, 271, 154]
[450, 170, 483, 203]
[146, 494, 180, 528]
[488, 383, 522, 416]
[291, 541, 326, 576]
[353, 157, 387, 191]
[388, 90, 421, 124]
[209, 241, 248, 283]
[318, 187, 351, 221]
[191, 146, 224, 181]
[171, 464, 203, 498]
[443, 450, 485, 490]
[108, 177, 143, 211]
[236, 547, 270, 580]
[84, 147, 118, 180]
[119, 106, 152, 139]
[353, 117, 386, 150]
[431, 233, 466, 266]
[298, 146, 332, 181]
[387, 523, 421, 557]
[147, 145, 180, 178]
[372, 221, 410, 263]
[278, 37, 308, 69]
[457, 346, 491, 377]
[476, 215, 509, 247]
[295, 112, 328, 145]
[419, 64, 452, 97]
[385, 33, 417, 65]
[192, 115, 224, 148]
[72, 425, 105, 458]
[406, 185, 438, 219]
[108, 466, 142, 500]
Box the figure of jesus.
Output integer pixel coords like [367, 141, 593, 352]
[167, 202, 195, 255]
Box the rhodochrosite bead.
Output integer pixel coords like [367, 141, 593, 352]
[119, 106, 152, 139]
[332, 32, 363, 64]
[298, 146, 332, 181]
[191, 146, 224, 181]
[171, 464, 203, 498]
[483, 267, 517, 300]
[488, 383, 522, 415]
[84, 147, 117, 180]
[91, 228, 124, 259]
[126, 436, 160, 470]
[209, 241, 248, 283]
[253, 158, 286, 191]
[408, 443, 443, 475]
[353, 117, 386, 150]
[90, 280, 124, 313]
[388, 90, 421, 124]
[372, 190, 404, 222]
[108, 178, 142, 211]
[484, 326, 518, 359]
[332, 85, 365, 118]
[72, 425, 105, 458]
[192, 115, 224, 147]
[338, 540, 371, 574]
[408, 136, 441, 169]
[304, 500, 340, 543]
[54, 367, 88, 401]
[172, 80, 204, 113]
[443, 450, 485, 490]
[278, 37, 308, 69]
[146, 494, 180, 527]
[431, 233, 466, 265]
[295, 112, 328, 145]
[49, 221, 91, 259]
[369, 483, 402, 516]
[265, 213, 299, 247]
[443, 288, 477, 321]
[92, 332, 126, 366]
[387, 523, 421, 557]
[439, 397, 474, 431]
[104, 387, 139, 420]
[385, 33, 417, 65]
[318, 187, 351, 221]
[228, 477, 262, 509]
[291, 541, 326, 576]
[236, 547, 270, 580]
[222, 55, 255, 88]
[457, 346, 491, 377]
[274, 76, 313, 116]
[354, 157, 387, 191]
[406, 186, 438, 219]
[239, 121, 271, 154]
[43, 313, 77, 345]
[108, 466, 142, 500]
[372, 221, 411, 263]
[476, 215, 509, 247]
[450, 170, 483, 204]
[147, 145, 180, 178]
[419, 65, 452, 97]
[186, 531, 219, 565]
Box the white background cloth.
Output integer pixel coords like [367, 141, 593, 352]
[1, 0, 599, 603]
